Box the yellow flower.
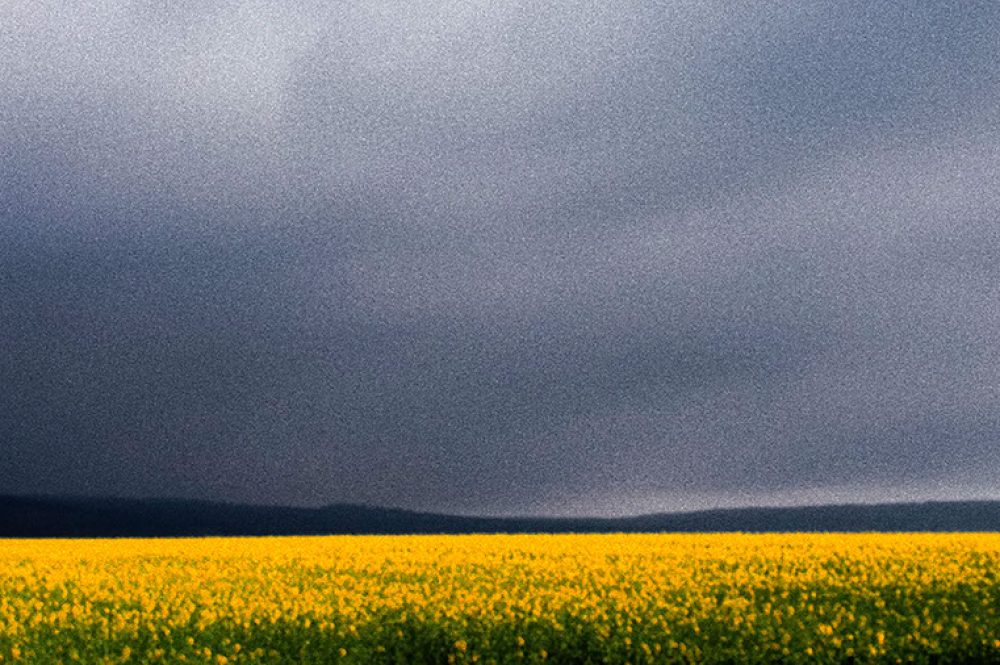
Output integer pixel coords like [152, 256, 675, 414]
[1, 532, 999, 662]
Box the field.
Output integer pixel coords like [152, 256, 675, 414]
[1, 534, 999, 664]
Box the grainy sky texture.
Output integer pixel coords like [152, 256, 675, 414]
[3, 1, 1000, 516]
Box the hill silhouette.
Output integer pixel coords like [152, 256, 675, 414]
[1, 496, 999, 537]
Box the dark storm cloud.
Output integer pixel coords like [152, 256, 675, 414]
[2, 1, 1000, 515]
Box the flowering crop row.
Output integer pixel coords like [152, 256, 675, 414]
[1, 533, 999, 663]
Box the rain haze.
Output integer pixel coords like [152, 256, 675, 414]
[3, 1, 1000, 516]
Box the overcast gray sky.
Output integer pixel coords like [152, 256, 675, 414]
[3, 1, 1000, 516]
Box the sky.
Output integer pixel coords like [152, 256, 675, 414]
[2, 1, 1000, 517]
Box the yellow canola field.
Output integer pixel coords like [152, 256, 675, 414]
[1, 533, 1000, 663]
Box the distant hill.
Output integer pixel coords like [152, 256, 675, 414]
[1, 495, 999, 537]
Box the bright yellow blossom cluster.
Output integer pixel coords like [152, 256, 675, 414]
[1, 533, 999, 663]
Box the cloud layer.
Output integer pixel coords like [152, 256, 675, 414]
[3, 1, 1000, 515]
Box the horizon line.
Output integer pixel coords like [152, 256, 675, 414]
[6, 492, 1000, 522]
